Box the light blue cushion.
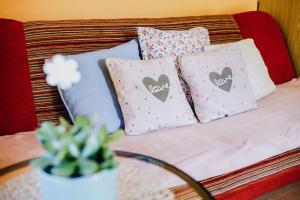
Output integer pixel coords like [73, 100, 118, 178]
[59, 40, 141, 133]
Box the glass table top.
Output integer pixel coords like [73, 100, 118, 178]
[0, 151, 213, 200]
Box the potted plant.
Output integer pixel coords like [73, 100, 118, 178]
[31, 55, 123, 200]
[31, 116, 123, 200]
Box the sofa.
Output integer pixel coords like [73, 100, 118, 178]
[0, 11, 299, 199]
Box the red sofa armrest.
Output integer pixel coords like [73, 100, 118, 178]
[0, 19, 38, 135]
[234, 11, 296, 84]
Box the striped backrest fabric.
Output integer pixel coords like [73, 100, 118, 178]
[24, 15, 242, 125]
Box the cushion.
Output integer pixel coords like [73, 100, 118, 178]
[234, 11, 296, 84]
[59, 40, 140, 133]
[23, 15, 240, 126]
[106, 56, 197, 135]
[205, 39, 276, 100]
[137, 27, 210, 60]
[137, 27, 210, 104]
[0, 19, 38, 135]
[180, 44, 257, 123]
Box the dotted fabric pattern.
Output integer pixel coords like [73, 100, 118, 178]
[106, 56, 197, 135]
[180, 45, 257, 123]
[204, 39, 276, 100]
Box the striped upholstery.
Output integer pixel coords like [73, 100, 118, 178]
[22, 15, 300, 199]
[23, 15, 242, 125]
[171, 147, 300, 199]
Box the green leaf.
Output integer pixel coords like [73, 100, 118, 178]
[78, 159, 99, 175]
[73, 127, 89, 143]
[58, 117, 71, 129]
[35, 128, 46, 142]
[50, 161, 76, 177]
[103, 147, 114, 160]
[52, 147, 68, 165]
[40, 122, 60, 140]
[40, 140, 60, 154]
[68, 143, 80, 158]
[81, 133, 100, 158]
[107, 129, 125, 143]
[50, 140, 62, 149]
[75, 116, 90, 126]
[98, 126, 108, 145]
[99, 159, 118, 170]
[30, 157, 51, 169]
[67, 125, 81, 137]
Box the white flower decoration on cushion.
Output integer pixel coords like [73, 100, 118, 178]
[43, 54, 81, 90]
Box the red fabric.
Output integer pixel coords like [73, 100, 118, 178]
[216, 164, 300, 200]
[0, 19, 38, 135]
[234, 11, 296, 84]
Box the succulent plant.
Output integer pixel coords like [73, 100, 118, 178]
[31, 116, 124, 177]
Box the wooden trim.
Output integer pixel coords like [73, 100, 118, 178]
[259, 0, 300, 76]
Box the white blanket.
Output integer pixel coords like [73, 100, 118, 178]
[112, 79, 300, 186]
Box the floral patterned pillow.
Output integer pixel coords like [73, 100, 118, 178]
[137, 27, 210, 104]
[137, 27, 210, 60]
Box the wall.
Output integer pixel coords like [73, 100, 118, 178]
[0, 0, 256, 21]
[259, 0, 300, 76]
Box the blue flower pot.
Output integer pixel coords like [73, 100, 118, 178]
[37, 169, 116, 200]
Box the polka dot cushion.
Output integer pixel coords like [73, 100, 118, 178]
[180, 45, 257, 123]
[204, 39, 276, 100]
[106, 56, 197, 135]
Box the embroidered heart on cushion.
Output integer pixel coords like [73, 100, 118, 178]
[143, 74, 170, 102]
[209, 67, 233, 92]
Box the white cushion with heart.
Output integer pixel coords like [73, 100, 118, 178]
[204, 39, 276, 100]
[106, 56, 197, 135]
[180, 45, 257, 123]
[137, 27, 210, 106]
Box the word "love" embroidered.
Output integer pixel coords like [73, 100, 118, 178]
[148, 83, 169, 94]
[213, 75, 232, 87]
[143, 74, 170, 102]
[209, 67, 233, 92]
